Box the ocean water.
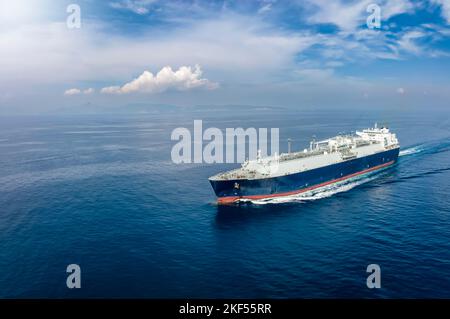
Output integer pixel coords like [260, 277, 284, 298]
[0, 107, 449, 298]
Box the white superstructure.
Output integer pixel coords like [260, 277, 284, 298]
[210, 124, 399, 181]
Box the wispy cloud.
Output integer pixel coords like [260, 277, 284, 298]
[0, 15, 314, 88]
[432, 0, 450, 24]
[110, 0, 157, 15]
[257, 0, 275, 14]
[383, 0, 415, 20]
[305, 0, 371, 31]
[397, 29, 427, 55]
[101, 65, 217, 94]
[302, 0, 415, 31]
[1, 0, 450, 111]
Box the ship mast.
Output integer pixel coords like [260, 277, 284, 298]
[310, 135, 316, 151]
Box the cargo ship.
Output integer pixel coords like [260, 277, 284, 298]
[209, 124, 400, 204]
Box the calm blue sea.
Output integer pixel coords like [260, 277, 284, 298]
[0, 107, 449, 298]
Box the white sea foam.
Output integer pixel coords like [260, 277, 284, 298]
[399, 146, 422, 157]
[238, 172, 381, 205]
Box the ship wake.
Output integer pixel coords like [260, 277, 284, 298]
[399, 139, 450, 158]
[238, 171, 385, 205]
[399, 145, 422, 156]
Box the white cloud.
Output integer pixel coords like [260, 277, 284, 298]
[383, 0, 415, 20]
[432, 0, 450, 24]
[258, 3, 273, 14]
[306, 0, 371, 31]
[0, 1, 445, 107]
[110, 0, 157, 15]
[397, 87, 405, 94]
[100, 86, 120, 94]
[0, 16, 313, 89]
[101, 65, 218, 94]
[397, 30, 427, 54]
[304, 0, 415, 31]
[64, 88, 81, 95]
[64, 88, 95, 96]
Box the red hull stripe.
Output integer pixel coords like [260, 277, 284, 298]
[217, 160, 395, 204]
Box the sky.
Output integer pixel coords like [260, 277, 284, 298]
[0, 0, 449, 114]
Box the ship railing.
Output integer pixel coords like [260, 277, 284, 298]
[339, 147, 357, 160]
[355, 140, 371, 147]
[279, 149, 325, 162]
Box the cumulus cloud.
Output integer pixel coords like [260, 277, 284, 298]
[101, 65, 218, 94]
[64, 88, 81, 95]
[100, 86, 121, 94]
[64, 88, 95, 96]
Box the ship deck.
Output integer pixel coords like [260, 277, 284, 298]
[209, 141, 396, 182]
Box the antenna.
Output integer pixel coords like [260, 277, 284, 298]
[287, 138, 292, 153]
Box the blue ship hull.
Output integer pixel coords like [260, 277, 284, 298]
[210, 148, 400, 203]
